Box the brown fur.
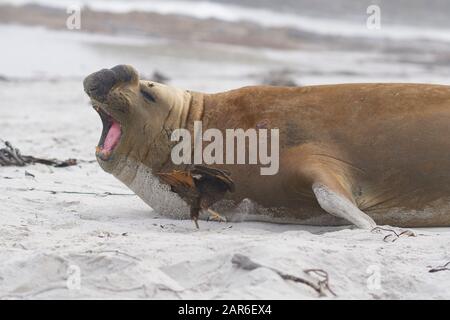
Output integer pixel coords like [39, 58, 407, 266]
[84, 65, 450, 227]
[200, 84, 450, 226]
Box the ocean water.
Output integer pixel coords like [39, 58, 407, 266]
[3, 0, 450, 43]
[0, 24, 280, 91]
[1, 24, 450, 90]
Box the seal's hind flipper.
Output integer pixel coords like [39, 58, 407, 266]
[312, 182, 376, 229]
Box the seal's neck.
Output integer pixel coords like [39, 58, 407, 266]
[155, 89, 204, 172]
[184, 91, 205, 132]
[163, 88, 204, 133]
[117, 88, 204, 176]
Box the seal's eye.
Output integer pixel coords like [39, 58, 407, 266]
[141, 89, 156, 103]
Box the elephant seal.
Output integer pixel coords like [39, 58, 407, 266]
[83, 64, 450, 228]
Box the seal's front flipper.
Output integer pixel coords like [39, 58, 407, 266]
[312, 182, 376, 229]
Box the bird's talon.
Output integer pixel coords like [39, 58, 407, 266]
[207, 209, 227, 223]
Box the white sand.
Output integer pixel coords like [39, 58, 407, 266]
[1, 25, 450, 299]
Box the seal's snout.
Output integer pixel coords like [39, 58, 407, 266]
[83, 68, 117, 102]
[83, 65, 139, 102]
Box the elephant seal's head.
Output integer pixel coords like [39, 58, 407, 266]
[83, 65, 193, 176]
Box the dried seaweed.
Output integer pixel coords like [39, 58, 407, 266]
[371, 226, 416, 242]
[231, 254, 336, 297]
[0, 140, 77, 167]
[429, 261, 450, 273]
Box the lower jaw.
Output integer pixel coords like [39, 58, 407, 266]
[96, 147, 113, 161]
[95, 152, 119, 173]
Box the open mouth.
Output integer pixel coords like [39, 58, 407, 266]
[94, 106, 122, 161]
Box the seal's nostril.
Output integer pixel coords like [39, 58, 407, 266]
[83, 68, 117, 101]
[111, 64, 139, 84]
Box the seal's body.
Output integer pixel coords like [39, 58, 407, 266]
[203, 84, 450, 227]
[84, 65, 450, 228]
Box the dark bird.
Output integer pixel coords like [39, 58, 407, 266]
[156, 165, 235, 228]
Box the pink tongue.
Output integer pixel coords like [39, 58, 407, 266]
[103, 121, 121, 152]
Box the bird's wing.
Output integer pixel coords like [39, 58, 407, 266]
[191, 165, 235, 192]
[156, 170, 195, 189]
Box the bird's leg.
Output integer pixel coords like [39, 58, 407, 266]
[193, 217, 199, 229]
[190, 203, 200, 229]
[206, 208, 227, 223]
